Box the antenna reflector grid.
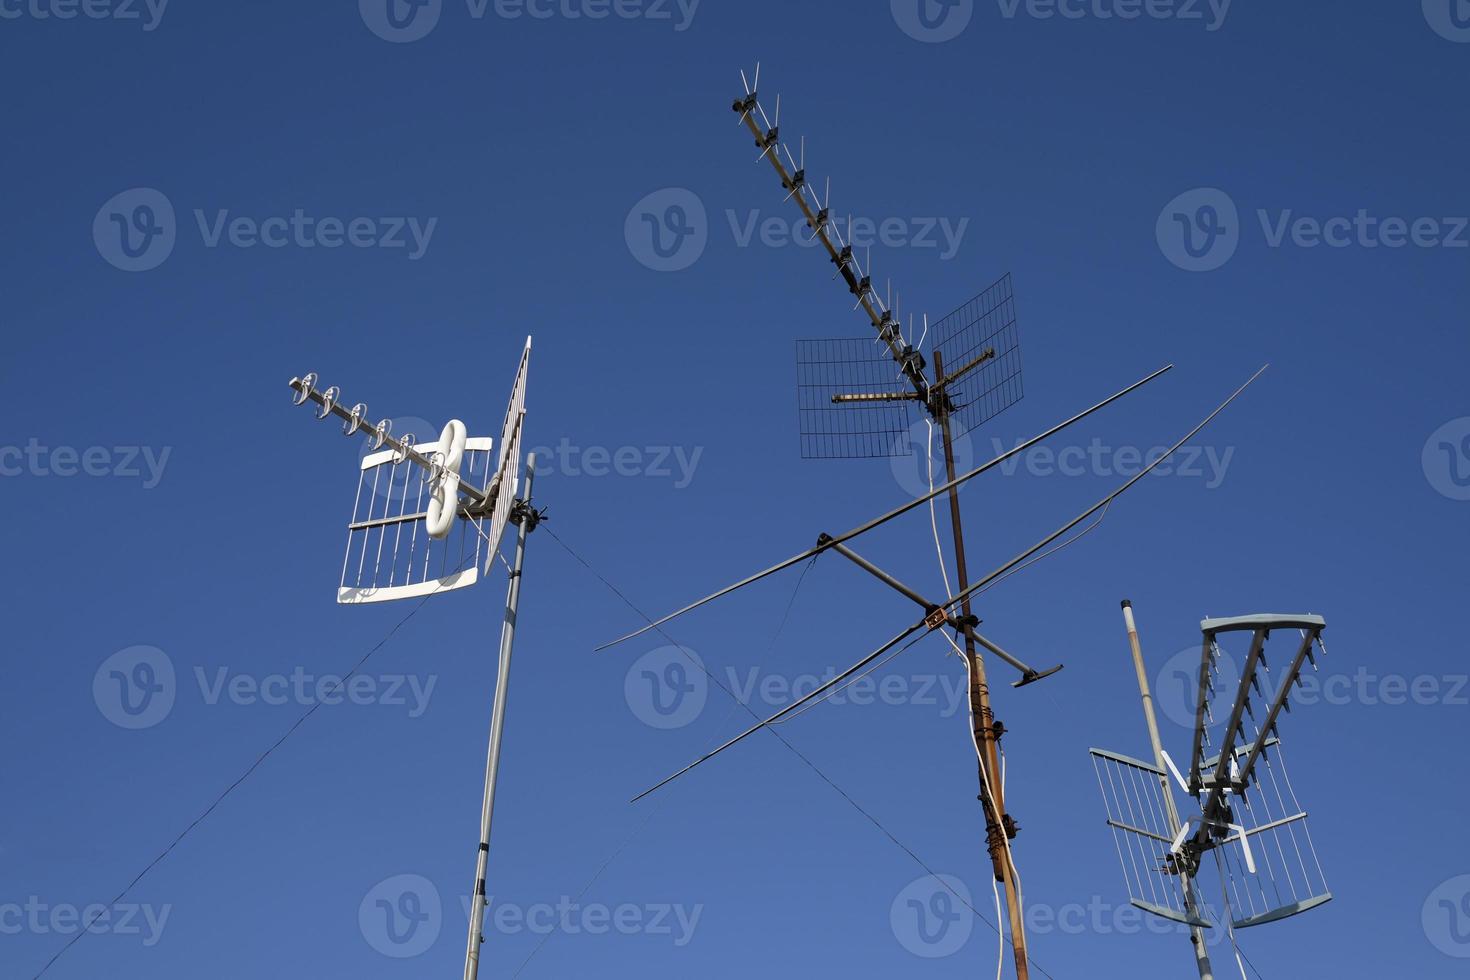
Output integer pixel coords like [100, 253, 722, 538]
[795, 336, 915, 459]
[338, 437, 495, 604]
[1089, 747, 1214, 928]
[932, 272, 1024, 433]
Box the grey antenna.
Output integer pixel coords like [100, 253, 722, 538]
[597, 64, 1271, 980]
[1089, 603, 1332, 978]
[288, 337, 545, 980]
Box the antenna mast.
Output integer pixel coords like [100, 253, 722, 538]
[1120, 600, 1215, 980]
[735, 63, 1032, 976]
[286, 337, 539, 980]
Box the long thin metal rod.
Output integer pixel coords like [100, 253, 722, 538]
[287, 377, 494, 509]
[631, 621, 929, 802]
[940, 365, 1270, 617]
[629, 368, 1267, 810]
[830, 539, 1043, 677]
[463, 457, 536, 980]
[736, 94, 928, 398]
[827, 539, 938, 611]
[597, 364, 1174, 651]
[1121, 600, 1214, 980]
[1233, 630, 1319, 792]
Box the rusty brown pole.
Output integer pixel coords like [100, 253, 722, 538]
[932, 350, 1030, 980]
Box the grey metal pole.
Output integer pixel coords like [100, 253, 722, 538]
[463, 456, 537, 980]
[1120, 600, 1213, 980]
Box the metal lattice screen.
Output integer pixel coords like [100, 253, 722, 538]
[795, 337, 915, 459]
[932, 273, 1024, 433]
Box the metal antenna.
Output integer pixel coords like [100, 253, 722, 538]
[728, 65, 1033, 974]
[287, 337, 544, 980]
[706, 65, 1272, 979]
[1089, 605, 1333, 976]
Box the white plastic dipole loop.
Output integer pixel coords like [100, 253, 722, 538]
[292, 372, 317, 406]
[426, 419, 467, 540]
[316, 386, 340, 420]
[394, 432, 416, 465]
[370, 418, 392, 451]
[343, 403, 367, 437]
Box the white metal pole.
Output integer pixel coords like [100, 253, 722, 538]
[463, 456, 536, 980]
[1121, 600, 1214, 980]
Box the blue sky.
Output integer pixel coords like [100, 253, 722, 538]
[3, 2, 1469, 977]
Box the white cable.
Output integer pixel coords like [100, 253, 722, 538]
[926, 401, 1024, 977]
[925, 419, 955, 604]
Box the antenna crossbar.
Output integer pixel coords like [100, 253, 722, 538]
[731, 85, 929, 398]
[288, 376, 494, 511]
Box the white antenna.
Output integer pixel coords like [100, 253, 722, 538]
[1089, 603, 1333, 977]
[288, 336, 542, 980]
